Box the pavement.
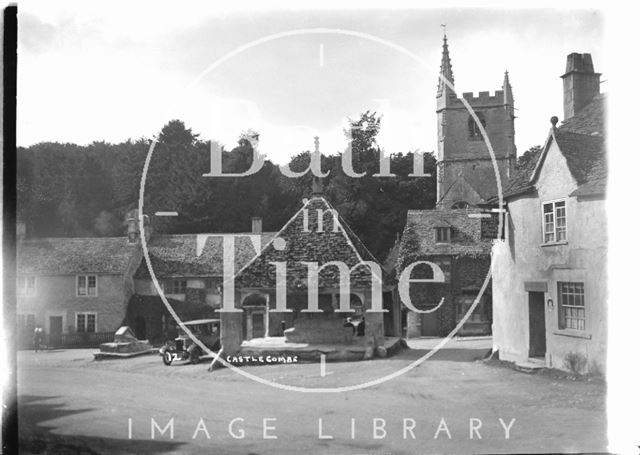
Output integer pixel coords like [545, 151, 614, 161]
[15, 337, 607, 454]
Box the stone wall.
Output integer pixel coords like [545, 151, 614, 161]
[402, 255, 491, 337]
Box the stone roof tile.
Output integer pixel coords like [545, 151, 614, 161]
[234, 197, 387, 290]
[17, 237, 137, 275]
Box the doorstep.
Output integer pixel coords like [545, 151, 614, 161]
[514, 357, 546, 374]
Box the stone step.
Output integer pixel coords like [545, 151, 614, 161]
[514, 360, 546, 374]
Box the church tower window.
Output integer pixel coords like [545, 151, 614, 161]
[468, 113, 487, 139]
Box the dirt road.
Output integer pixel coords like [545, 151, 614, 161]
[16, 338, 607, 454]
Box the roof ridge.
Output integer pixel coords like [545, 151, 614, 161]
[318, 197, 382, 264]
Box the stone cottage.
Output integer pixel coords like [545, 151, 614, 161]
[16, 227, 142, 348]
[397, 209, 497, 337]
[127, 216, 273, 344]
[491, 53, 606, 374]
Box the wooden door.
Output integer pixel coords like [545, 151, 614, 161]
[528, 292, 546, 358]
[49, 316, 63, 347]
[251, 312, 265, 339]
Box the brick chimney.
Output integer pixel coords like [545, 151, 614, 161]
[561, 53, 600, 120]
[251, 216, 262, 234]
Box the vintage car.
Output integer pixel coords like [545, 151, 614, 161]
[159, 318, 221, 365]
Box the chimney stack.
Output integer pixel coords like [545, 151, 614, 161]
[251, 216, 262, 234]
[126, 210, 152, 244]
[561, 53, 600, 120]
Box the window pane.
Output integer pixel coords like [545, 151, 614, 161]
[87, 314, 96, 333]
[78, 276, 86, 295]
[543, 203, 553, 213]
[555, 203, 567, 241]
[558, 281, 586, 330]
[77, 314, 86, 332]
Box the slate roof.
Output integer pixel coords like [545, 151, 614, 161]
[553, 130, 606, 186]
[17, 237, 137, 275]
[135, 233, 274, 279]
[234, 196, 388, 290]
[397, 208, 497, 267]
[499, 93, 607, 200]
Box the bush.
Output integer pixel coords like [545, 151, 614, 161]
[563, 351, 587, 375]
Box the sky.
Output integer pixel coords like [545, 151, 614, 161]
[17, 2, 604, 164]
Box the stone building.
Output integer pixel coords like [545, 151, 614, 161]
[491, 53, 606, 374]
[127, 215, 273, 343]
[436, 34, 516, 209]
[16, 228, 143, 348]
[397, 209, 496, 337]
[396, 34, 506, 337]
[220, 186, 398, 355]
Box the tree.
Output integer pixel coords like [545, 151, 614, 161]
[517, 145, 542, 170]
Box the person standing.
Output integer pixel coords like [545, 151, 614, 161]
[33, 327, 44, 352]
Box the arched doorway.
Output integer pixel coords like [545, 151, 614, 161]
[242, 293, 268, 340]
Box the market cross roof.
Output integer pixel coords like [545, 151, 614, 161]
[17, 237, 138, 275]
[233, 196, 389, 290]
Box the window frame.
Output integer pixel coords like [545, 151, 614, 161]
[75, 312, 98, 333]
[468, 113, 487, 140]
[164, 279, 187, 295]
[557, 281, 586, 331]
[541, 199, 568, 244]
[435, 227, 452, 244]
[204, 279, 220, 293]
[76, 274, 98, 297]
[455, 294, 490, 323]
[17, 276, 37, 297]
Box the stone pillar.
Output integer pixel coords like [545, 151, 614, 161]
[365, 311, 385, 347]
[220, 312, 243, 355]
[393, 289, 402, 337]
[406, 312, 421, 338]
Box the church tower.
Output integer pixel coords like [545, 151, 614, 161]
[436, 34, 516, 208]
